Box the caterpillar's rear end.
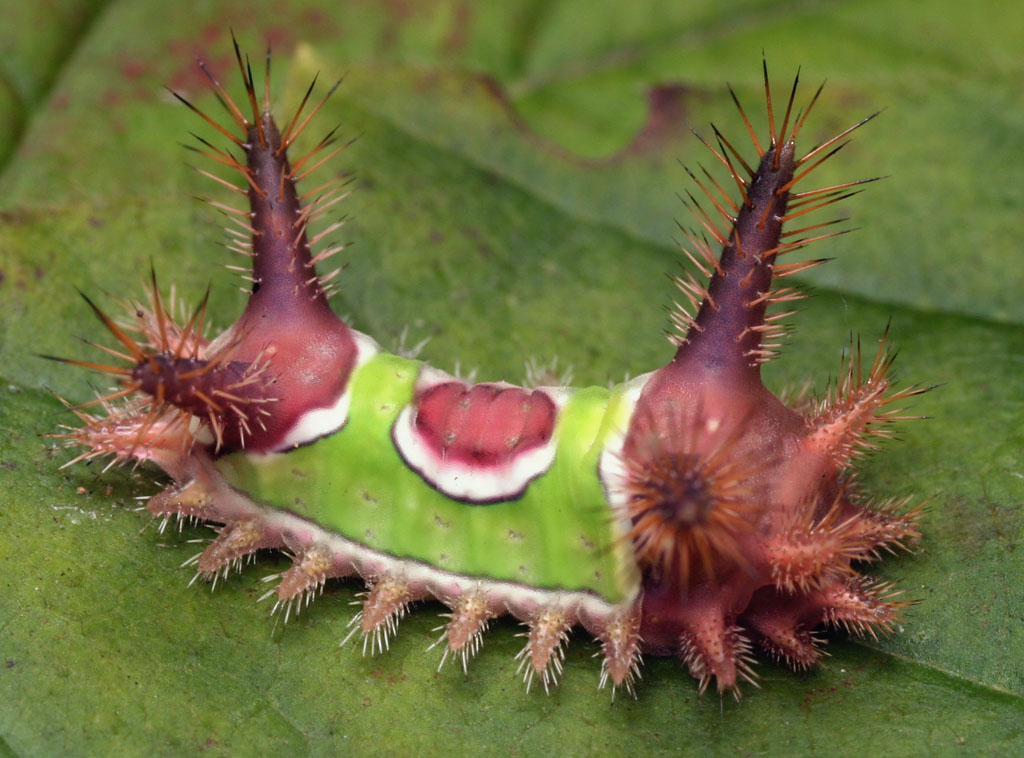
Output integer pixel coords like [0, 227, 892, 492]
[610, 70, 927, 693]
[54, 44, 928, 699]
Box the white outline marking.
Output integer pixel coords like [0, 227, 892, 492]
[392, 374, 570, 503]
[274, 330, 380, 451]
[597, 372, 653, 513]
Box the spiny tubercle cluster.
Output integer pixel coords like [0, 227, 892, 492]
[619, 68, 927, 693]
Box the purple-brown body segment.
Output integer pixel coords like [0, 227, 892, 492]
[212, 112, 358, 451]
[683, 141, 794, 375]
[612, 93, 923, 691]
[132, 354, 254, 418]
[626, 143, 808, 658]
[141, 61, 361, 452]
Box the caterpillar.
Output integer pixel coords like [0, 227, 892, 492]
[52, 40, 928, 698]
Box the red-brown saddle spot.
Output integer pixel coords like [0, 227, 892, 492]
[413, 383, 557, 467]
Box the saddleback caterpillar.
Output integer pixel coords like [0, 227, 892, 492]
[53, 40, 928, 698]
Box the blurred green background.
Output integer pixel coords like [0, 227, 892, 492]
[1, 1, 1022, 756]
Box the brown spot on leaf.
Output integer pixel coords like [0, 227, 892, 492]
[627, 84, 698, 157]
[443, 2, 472, 54]
[477, 74, 702, 166]
[303, 8, 332, 28]
[101, 89, 121, 109]
[263, 27, 297, 52]
[118, 53, 151, 81]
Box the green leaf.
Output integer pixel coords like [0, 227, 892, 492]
[1, 2, 1022, 756]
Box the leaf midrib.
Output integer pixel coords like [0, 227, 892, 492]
[0, 0, 109, 181]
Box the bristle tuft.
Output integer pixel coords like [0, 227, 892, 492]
[595, 605, 643, 698]
[515, 606, 573, 694]
[343, 574, 421, 656]
[679, 619, 758, 698]
[268, 544, 350, 622]
[619, 407, 762, 586]
[431, 590, 495, 674]
[822, 577, 910, 639]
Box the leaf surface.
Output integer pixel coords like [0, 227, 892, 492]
[1, 2, 1022, 756]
